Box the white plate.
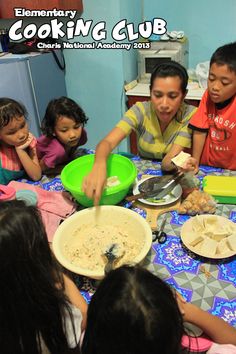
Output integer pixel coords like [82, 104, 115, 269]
[132, 176, 182, 206]
[181, 215, 236, 259]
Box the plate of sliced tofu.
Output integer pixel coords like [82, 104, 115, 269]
[181, 215, 236, 259]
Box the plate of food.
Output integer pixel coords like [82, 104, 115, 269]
[181, 214, 236, 259]
[132, 176, 182, 206]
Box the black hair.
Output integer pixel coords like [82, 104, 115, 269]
[82, 265, 185, 354]
[0, 200, 77, 354]
[0, 97, 28, 129]
[210, 42, 236, 74]
[150, 61, 188, 93]
[41, 96, 88, 137]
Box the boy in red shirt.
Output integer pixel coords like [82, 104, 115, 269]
[189, 42, 236, 170]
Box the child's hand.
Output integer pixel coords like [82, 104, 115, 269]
[82, 163, 107, 206]
[15, 133, 37, 150]
[181, 157, 199, 174]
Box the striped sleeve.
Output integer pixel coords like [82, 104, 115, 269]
[174, 124, 192, 148]
[116, 102, 145, 135]
[174, 105, 196, 148]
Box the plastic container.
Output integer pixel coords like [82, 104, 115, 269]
[195, 61, 210, 89]
[181, 334, 212, 352]
[53, 205, 152, 279]
[203, 176, 236, 204]
[16, 190, 38, 206]
[61, 154, 137, 207]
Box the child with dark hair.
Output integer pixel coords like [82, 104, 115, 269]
[0, 200, 87, 354]
[82, 265, 236, 354]
[189, 42, 236, 170]
[37, 96, 88, 172]
[83, 61, 197, 205]
[0, 97, 41, 184]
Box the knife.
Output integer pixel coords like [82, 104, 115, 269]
[126, 171, 184, 202]
[125, 189, 162, 202]
[152, 171, 184, 199]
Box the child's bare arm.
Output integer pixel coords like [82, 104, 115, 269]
[39, 158, 50, 172]
[82, 127, 126, 205]
[192, 130, 207, 166]
[63, 274, 88, 331]
[182, 302, 236, 345]
[15, 146, 42, 181]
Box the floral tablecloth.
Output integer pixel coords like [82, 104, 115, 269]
[20, 153, 236, 327]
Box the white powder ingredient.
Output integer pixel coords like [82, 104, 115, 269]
[63, 224, 144, 271]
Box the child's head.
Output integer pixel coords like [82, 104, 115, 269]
[0, 200, 51, 270]
[208, 42, 236, 103]
[82, 265, 184, 354]
[0, 97, 29, 147]
[149, 61, 188, 125]
[42, 96, 88, 147]
[150, 61, 188, 94]
[0, 200, 75, 352]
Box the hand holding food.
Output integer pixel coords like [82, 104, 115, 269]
[181, 157, 199, 174]
[171, 151, 198, 174]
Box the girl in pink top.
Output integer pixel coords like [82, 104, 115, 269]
[0, 98, 41, 184]
[37, 96, 88, 173]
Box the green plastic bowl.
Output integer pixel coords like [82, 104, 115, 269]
[61, 154, 137, 207]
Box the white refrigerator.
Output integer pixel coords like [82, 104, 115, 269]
[0, 51, 67, 136]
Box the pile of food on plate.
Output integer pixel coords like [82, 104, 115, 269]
[184, 215, 236, 257]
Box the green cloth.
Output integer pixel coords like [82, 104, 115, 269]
[0, 158, 25, 185]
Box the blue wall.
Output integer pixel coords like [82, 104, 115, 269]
[2, 0, 233, 152]
[143, 0, 236, 68]
[65, 0, 141, 151]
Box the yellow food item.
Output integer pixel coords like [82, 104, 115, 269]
[227, 233, 236, 251]
[188, 233, 204, 247]
[185, 215, 236, 256]
[217, 239, 230, 254]
[192, 215, 205, 232]
[171, 151, 191, 167]
[200, 237, 218, 257]
[106, 176, 121, 187]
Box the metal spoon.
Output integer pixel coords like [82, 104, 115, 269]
[102, 243, 125, 275]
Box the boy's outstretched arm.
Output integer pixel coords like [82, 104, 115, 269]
[192, 130, 207, 167]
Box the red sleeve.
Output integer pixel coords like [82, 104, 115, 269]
[189, 90, 209, 131]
